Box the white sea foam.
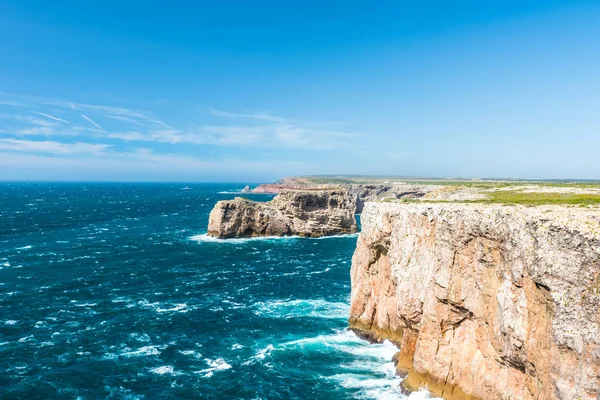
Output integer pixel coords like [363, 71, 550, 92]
[332, 339, 399, 360]
[149, 365, 179, 375]
[73, 302, 98, 307]
[205, 357, 232, 370]
[16, 245, 32, 250]
[408, 391, 443, 400]
[189, 234, 299, 244]
[308, 233, 360, 240]
[217, 190, 245, 194]
[316, 331, 403, 400]
[189, 232, 358, 244]
[156, 303, 189, 313]
[316, 330, 441, 400]
[18, 335, 34, 343]
[129, 333, 151, 343]
[194, 357, 232, 378]
[5, 320, 18, 325]
[330, 372, 405, 400]
[252, 299, 350, 320]
[34, 321, 49, 328]
[249, 329, 427, 400]
[121, 346, 162, 357]
[178, 349, 201, 357]
[306, 267, 331, 275]
[254, 344, 275, 361]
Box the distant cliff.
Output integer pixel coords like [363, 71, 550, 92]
[350, 202, 600, 400]
[207, 189, 357, 238]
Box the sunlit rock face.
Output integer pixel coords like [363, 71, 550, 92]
[208, 189, 357, 238]
[350, 202, 600, 400]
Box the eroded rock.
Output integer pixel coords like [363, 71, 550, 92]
[207, 189, 357, 238]
[350, 202, 600, 400]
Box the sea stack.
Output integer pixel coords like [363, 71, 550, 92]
[207, 189, 358, 238]
[349, 202, 600, 400]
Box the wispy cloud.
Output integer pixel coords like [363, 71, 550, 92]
[1, 92, 171, 128]
[210, 109, 285, 122]
[204, 110, 361, 149]
[0, 93, 365, 151]
[18, 126, 56, 135]
[0, 101, 32, 108]
[104, 115, 146, 125]
[80, 114, 103, 130]
[108, 129, 183, 143]
[0, 138, 111, 155]
[32, 112, 70, 124]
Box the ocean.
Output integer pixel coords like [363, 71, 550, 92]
[0, 183, 434, 399]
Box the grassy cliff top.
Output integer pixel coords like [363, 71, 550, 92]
[274, 176, 600, 206]
[295, 175, 600, 189]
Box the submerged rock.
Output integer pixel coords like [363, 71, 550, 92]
[350, 202, 600, 400]
[207, 189, 357, 238]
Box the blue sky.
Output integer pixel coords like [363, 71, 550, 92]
[1, 1, 599, 181]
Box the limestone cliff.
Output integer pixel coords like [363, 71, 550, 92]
[207, 189, 357, 238]
[350, 202, 600, 400]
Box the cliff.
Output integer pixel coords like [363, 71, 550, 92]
[350, 202, 600, 400]
[250, 178, 490, 213]
[207, 189, 357, 238]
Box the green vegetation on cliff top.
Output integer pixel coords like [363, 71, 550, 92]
[479, 191, 600, 205]
[300, 175, 600, 189]
[281, 176, 600, 205]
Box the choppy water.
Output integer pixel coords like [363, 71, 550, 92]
[0, 183, 434, 399]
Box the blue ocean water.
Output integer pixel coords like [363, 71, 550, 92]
[0, 183, 433, 399]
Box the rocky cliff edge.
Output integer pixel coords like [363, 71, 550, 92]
[350, 202, 600, 400]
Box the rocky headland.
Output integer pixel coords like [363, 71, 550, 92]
[208, 176, 600, 399]
[207, 189, 357, 238]
[350, 201, 600, 400]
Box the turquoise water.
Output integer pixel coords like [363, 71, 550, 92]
[0, 183, 431, 399]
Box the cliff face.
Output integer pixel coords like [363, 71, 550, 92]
[350, 202, 600, 400]
[207, 189, 357, 238]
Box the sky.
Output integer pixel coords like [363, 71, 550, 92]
[0, 0, 599, 182]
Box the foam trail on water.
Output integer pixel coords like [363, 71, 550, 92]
[252, 299, 350, 320]
[189, 233, 301, 244]
[189, 233, 358, 244]
[251, 328, 442, 400]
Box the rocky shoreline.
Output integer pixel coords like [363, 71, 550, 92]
[207, 177, 600, 399]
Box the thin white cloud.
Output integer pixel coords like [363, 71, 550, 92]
[0, 93, 365, 150]
[210, 109, 286, 122]
[32, 112, 70, 124]
[18, 126, 56, 136]
[80, 114, 103, 131]
[104, 115, 146, 125]
[0, 138, 111, 155]
[106, 123, 360, 149]
[0, 101, 32, 108]
[108, 129, 183, 143]
[1, 93, 171, 128]
[130, 112, 172, 128]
